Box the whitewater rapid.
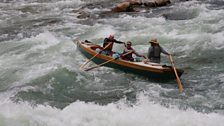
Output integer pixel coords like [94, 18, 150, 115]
[0, 0, 224, 125]
[1, 94, 224, 126]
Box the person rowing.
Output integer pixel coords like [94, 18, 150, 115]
[121, 41, 146, 61]
[101, 35, 125, 56]
[147, 38, 170, 63]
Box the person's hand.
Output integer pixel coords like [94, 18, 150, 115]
[123, 42, 126, 47]
[143, 59, 149, 64]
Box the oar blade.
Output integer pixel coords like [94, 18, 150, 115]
[168, 55, 184, 93]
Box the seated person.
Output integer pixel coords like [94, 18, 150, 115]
[121, 41, 146, 61]
[102, 35, 124, 56]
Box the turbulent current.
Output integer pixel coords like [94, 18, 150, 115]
[0, 0, 224, 125]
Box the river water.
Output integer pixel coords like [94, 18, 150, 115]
[0, 0, 224, 125]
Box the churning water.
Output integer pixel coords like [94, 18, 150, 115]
[0, 0, 224, 125]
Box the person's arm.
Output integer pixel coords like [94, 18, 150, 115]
[160, 46, 170, 55]
[147, 46, 153, 58]
[113, 39, 125, 44]
[131, 48, 146, 59]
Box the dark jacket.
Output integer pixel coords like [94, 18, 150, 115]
[103, 38, 123, 51]
[147, 45, 169, 63]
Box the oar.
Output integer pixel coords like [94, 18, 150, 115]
[168, 55, 184, 93]
[84, 58, 116, 71]
[80, 42, 112, 69]
[84, 50, 134, 71]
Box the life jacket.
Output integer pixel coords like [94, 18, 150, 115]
[150, 45, 161, 58]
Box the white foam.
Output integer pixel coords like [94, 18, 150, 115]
[83, 24, 117, 40]
[0, 94, 224, 126]
[210, 32, 224, 50]
[1, 1, 224, 125]
[19, 31, 59, 51]
[0, 31, 81, 89]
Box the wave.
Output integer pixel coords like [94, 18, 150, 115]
[0, 94, 224, 126]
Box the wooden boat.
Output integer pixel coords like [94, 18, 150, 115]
[76, 40, 184, 81]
